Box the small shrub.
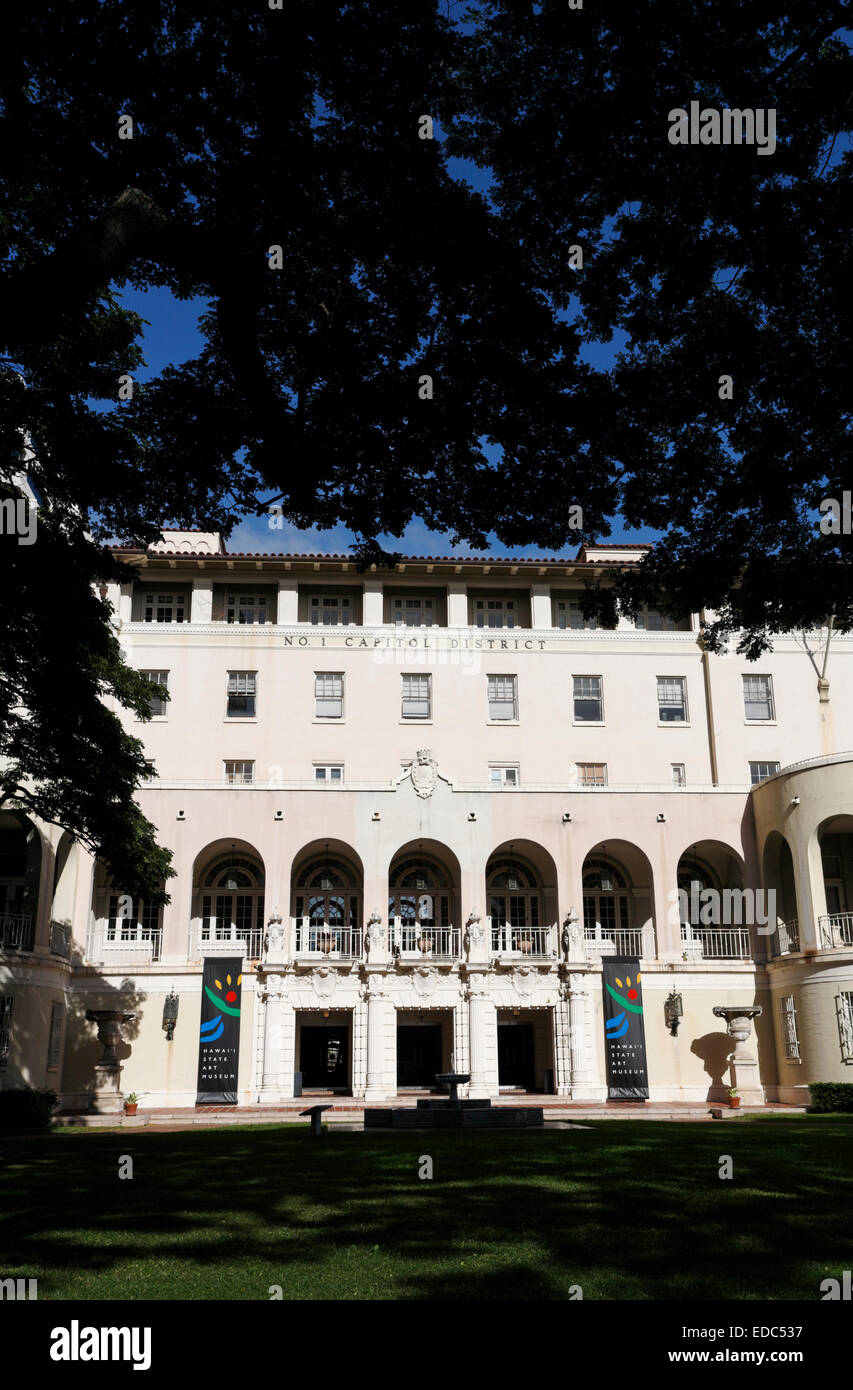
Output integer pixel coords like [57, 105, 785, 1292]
[0, 1085, 58, 1130]
[808, 1082, 853, 1113]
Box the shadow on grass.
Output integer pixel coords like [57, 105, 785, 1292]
[0, 1119, 851, 1300]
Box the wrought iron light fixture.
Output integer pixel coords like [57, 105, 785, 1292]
[162, 990, 179, 1041]
[224, 842, 239, 892]
[664, 990, 683, 1036]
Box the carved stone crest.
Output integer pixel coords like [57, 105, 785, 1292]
[312, 967, 337, 1001]
[512, 966, 536, 998]
[410, 748, 439, 799]
[412, 966, 437, 999]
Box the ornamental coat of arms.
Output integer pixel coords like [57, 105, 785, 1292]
[410, 748, 439, 799]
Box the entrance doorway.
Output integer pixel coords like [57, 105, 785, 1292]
[397, 1025, 442, 1088]
[498, 1023, 535, 1089]
[300, 1025, 349, 1090]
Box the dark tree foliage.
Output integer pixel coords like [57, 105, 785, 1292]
[1, 2, 851, 892]
[450, 0, 853, 653]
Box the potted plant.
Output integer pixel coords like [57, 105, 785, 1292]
[519, 932, 533, 955]
[419, 932, 433, 956]
[728, 1087, 740, 1109]
[124, 1092, 139, 1116]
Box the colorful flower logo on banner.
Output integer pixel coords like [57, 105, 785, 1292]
[604, 973, 643, 1039]
[200, 971, 242, 1045]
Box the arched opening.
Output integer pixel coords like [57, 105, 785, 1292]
[817, 816, 853, 947]
[0, 811, 41, 950]
[761, 831, 799, 955]
[486, 841, 557, 959]
[192, 842, 266, 959]
[290, 841, 363, 959]
[582, 841, 655, 958]
[388, 841, 461, 960]
[92, 861, 165, 962]
[676, 841, 749, 959]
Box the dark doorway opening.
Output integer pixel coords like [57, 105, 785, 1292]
[498, 1023, 535, 1089]
[300, 1025, 349, 1090]
[397, 1024, 442, 1088]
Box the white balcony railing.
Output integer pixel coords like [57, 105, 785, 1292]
[682, 927, 752, 960]
[389, 920, 460, 961]
[819, 913, 853, 949]
[0, 914, 34, 951]
[88, 928, 163, 964]
[584, 927, 645, 957]
[490, 920, 554, 960]
[195, 928, 263, 959]
[768, 919, 800, 958]
[291, 920, 363, 960]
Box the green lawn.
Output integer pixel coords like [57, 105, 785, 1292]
[1, 1118, 851, 1300]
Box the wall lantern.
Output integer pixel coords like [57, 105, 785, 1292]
[506, 844, 520, 892]
[321, 1008, 330, 1020]
[664, 991, 683, 1036]
[162, 991, 180, 1041]
[224, 842, 239, 891]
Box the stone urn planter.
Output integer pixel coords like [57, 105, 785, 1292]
[419, 934, 433, 957]
[519, 935, 533, 955]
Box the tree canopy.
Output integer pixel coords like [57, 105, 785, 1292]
[1, 1, 851, 892]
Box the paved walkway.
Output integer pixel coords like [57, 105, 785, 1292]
[53, 1096, 808, 1129]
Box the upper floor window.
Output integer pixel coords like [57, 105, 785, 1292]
[402, 673, 431, 719]
[634, 604, 686, 631]
[311, 595, 351, 626]
[576, 762, 608, 786]
[224, 760, 254, 785]
[227, 591, 268, 625]
[106, 895, 162, 943]
[227, 671, 257, 718]
[749, 761, 780, 786]
[143, 591, 185, 623]
[657, 676, 688, 723]
[487, 674, 518, 721]
[554, 598, 598, 630]
[139, 669, 169, 718]
[743, 675, 775, 721]
[474, 598, 516, 629]
[489, 764, 519, 787]
[671, 763, 686, 787]
[314, 764, 344, 785]
[315, 672, 344, 719]
[393, 596, 434, 627]
[780, 995, 800, 1060]
[573, 674, 603, 722]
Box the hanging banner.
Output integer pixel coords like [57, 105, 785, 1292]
[196, 958, 242, 1104]
[602, 956, 649, 1100]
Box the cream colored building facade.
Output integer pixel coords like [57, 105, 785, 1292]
[3, 531, 853, 1108]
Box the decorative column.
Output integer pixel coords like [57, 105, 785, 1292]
[712, 1005, 764, 1104]
[467, 972, 491, 1098]
[554, 987, 573, 1096]
[364, 976, 388, 1102]
[568, 976, 593, 1095]
[259, 974, 284, 1103]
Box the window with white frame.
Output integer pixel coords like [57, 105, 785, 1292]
[750, 761, 780, 786]
[143, 591, 186, 623]
[837, 992, 853, 1062]
[139, 669, 169, 718]
[634, 604, 684, 631]
[227, 671, 257, 717]
[47, 1001, 65, 1070]
[393, 596, 434, 627]
[657, 676, 688, 723]
[780, 995, 800, 1060]
[489, 765, 519, 787]
[576, 763, 608, 786]
[743, 674, 775, 721]
[474, 598, 516, 629]
[106, 896, 162, 945]
[0, 995, 12, 1065]
[314, 764, 344, 785]
[401, 673, 431, 719]
[554, 598, 598, 630]
[487, 674, 518, 721]
[310, 595, 352, 626]
[315, 672, 344, 719]
[224, 761, 254, 785]
[226, 591, 268, 625]
[671, 763, 686, 787]
[573, 674, 603, 721]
